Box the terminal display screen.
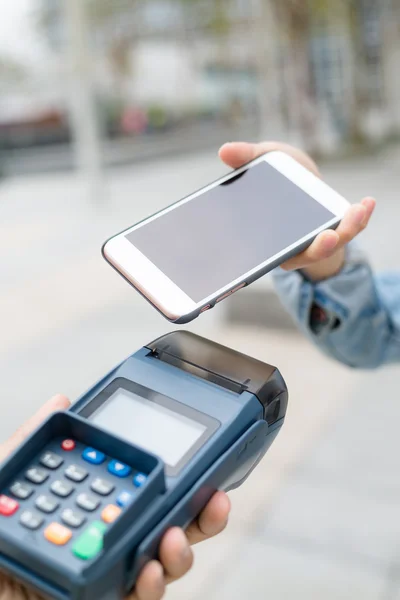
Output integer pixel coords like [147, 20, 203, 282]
[90, 388, 207, 467]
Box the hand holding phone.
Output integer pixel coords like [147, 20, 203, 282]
[219, 141, 376, 281]
[103, 150, 351, 323]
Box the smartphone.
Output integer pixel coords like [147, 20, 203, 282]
[102, 151, 350, 324]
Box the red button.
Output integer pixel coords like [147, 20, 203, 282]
[0, 495, 19, 516]
[61, 439, 76, 452]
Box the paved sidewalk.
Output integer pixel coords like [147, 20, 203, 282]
[167, 333, 400, 600]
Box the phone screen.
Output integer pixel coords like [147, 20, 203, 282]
[125, 161, 335, 302]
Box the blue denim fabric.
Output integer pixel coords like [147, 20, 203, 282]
[272, 244, 400, 369]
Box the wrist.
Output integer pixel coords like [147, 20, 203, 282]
[301, 248, 346, 282]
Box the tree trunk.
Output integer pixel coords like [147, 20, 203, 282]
[347, 1, 372, 145]
[250, 0, 284, 139]
[271, 0, 317, 149]
[63, 0, 105, 203]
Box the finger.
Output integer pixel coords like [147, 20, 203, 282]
[282, 229, 340, 271]
[185, 492, 231, 546]
[360, 197, 376, 228]
[0, 394, 71, 461]
[158, 528, 193, 584]
[282, 203, 369, 271]
[219, 141, 321, 177]
[129, 561, 165, 600]
[331, 203, 369, 246]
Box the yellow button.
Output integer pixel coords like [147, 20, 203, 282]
[44, 522, 72, 546]
[101, 505, 122, 524]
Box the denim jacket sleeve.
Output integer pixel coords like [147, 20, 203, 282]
[271, 244, 400, 369]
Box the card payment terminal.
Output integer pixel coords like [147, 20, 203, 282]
[0, 331, 288, 600]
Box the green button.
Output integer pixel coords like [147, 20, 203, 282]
[72, 521, 107, 560]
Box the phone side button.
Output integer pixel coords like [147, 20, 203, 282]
[231, 283, 247, 294]
[216, 283, 247, 304]
[216, 292, 232, 303]
[201, 305, 212, 313]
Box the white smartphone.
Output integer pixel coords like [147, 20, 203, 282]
[102, 150, 350, 324]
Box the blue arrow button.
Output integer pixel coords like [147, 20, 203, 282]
[116, 491, 134, 508]
[82, 448, 105, 465]
[133, 473, 147, 488]
[108, 460, 131, 478]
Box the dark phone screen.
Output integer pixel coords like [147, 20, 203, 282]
[126, 161, 335, 302]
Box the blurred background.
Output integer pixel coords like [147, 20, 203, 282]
[2, 1, 400, 599]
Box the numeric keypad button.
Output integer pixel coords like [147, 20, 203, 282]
[76, 493, 100, 512]
[40, 452, 63, 470]
[61, 509, 86, 529]
[25, 468, 49, 485]
[65, 465, 88, 483]
[50, 480, 74, 498]
[10, 482, 33, 500]
[36, 495, 59, 514]
[90, 478, 115, 497]
[20, 511, 43, 530]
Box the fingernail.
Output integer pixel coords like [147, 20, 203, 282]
[177, 529, 192, 560]
[362, 197, 376, 212]
[352, 206, 366, 225]
[324, 235, 339, 251]
[154, 566, 165, 591]
[181, 543, 192, 560]
[223, 142, 253, 162]
[221, 517, 230, 531]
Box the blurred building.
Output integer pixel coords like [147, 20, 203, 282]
[40, 0, 271, 118]
[274, 0, 400, 152]
[2, 0, 400, 154]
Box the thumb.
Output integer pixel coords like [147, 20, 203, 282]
[219, 141, 321, 177]
[0, 394, 71, 462]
